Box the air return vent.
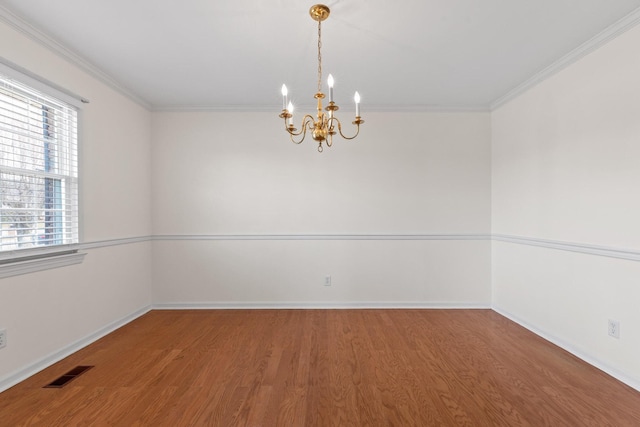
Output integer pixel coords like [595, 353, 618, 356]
[44, 366, 94, 388]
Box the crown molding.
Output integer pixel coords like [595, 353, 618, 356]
[363, 104, 491, 113]
[151, 103, 491, 113]
[0, 5, 151, 109]
[152, 233, 491, 241]
[3, 4, 640, 113]
[151, 104, 278, 113]
[491, 6, 640, 110]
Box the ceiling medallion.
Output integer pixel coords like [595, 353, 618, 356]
[279, 4, 364, 152]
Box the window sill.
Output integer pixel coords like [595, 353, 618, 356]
[0, 251, 87, 279]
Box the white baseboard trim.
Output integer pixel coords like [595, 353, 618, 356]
[153, 301, 491, 310]
[492, 305, 640, 393]
[0, 305, 152, 393]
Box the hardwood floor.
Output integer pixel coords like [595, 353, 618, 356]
[1, 309, 639, 426]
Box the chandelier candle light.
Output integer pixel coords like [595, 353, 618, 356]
[279, 4, 364, 152]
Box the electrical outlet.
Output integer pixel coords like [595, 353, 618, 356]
[608, 319, 620, 339]
[0, 329, 6, 349]
[324, 275, 332, 286]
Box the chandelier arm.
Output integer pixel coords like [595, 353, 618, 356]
[325, 116, 334, 147]
[283, 114, 314, 137]
[288, 115, 316, 144]
[289, 133, 304, 145]
[330, 117, 362, 140]
[282, 119, 297, 135]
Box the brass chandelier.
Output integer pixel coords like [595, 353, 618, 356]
[279, 4, 364, 152]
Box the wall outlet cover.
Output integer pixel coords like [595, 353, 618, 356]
[608, 319, 620, 339]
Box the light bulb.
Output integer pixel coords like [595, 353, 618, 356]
[287, 101, 294, 125]
[281, 84, 288, 110]
[328, 74, 334, 102]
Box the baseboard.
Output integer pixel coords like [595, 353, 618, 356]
[492, 306, 640, 393]
[153, 301, 491, 310]
[0, 305, 152, 393]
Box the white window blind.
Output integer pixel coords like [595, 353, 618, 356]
[0, 72, 79, 255]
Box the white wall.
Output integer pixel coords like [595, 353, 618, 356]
[0, 20, 153, 388]
[492, 24, 640, 387]
[151, 111, 492, 306]
[5, 1, 639, 395]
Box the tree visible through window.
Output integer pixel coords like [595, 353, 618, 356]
[0, 74, 78, 253]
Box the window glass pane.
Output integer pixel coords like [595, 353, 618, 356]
[0, 73, 78, 253]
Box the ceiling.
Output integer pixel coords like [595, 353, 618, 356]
[2, 0, 640, 111]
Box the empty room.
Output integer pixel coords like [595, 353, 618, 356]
[0, 0, 639, 425]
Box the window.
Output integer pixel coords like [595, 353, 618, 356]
[0, 70, 79, 257]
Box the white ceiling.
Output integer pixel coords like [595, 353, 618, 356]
[2, 0, 640, 111]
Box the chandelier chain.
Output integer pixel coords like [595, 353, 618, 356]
[317, 20, 322, 93]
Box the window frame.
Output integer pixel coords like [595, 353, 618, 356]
[0, 59, 86, 277]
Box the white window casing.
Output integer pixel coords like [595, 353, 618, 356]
[0, 59, 87, 276]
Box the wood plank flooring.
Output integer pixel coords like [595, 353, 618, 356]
[1, 309, 639, 426]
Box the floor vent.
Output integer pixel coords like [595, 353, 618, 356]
[44, 366, 94, 388]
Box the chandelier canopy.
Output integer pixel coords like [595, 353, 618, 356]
[279, 4, 364, 152]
